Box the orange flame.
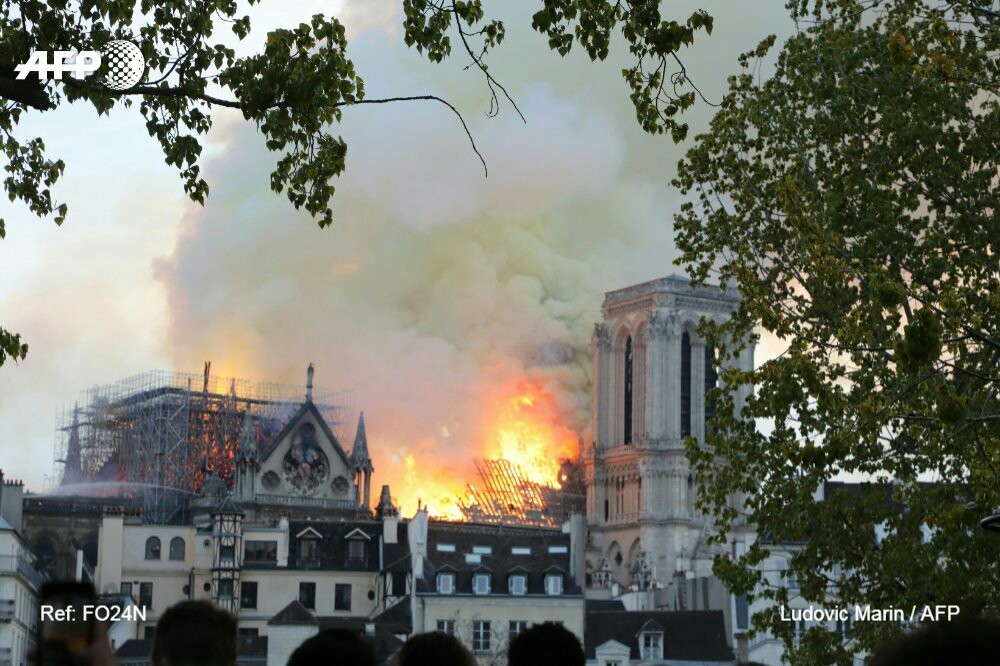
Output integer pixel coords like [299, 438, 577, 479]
[483, 385, 579, 489]
[397, 381, 580, 519]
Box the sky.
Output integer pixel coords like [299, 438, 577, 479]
[0, 1, 794, 514]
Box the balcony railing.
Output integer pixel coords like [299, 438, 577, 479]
[263, 495, 356, 510]
[0, 555, 44, 589]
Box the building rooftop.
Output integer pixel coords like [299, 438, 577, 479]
[416, 521, 580, 596]
[584, 610, 734, 663]
[602, 274, 740, 313]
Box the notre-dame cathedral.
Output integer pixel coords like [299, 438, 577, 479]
[584, 275, 755, 590]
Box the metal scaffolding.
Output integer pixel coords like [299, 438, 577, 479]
[458, 459, 583, 528]
[53, 365, 353, 524]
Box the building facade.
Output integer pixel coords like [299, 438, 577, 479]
[0, 476, 42, 666]
[585, 276, 754, 588]
[409, 512, 587, 666]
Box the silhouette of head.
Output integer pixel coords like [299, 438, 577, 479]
[395, 632, 474, 666]
[869, 615, 1000, 666]
[287, 628, 375, 666]
[152, 600, 238, 666]
[508, 623, 584, 666]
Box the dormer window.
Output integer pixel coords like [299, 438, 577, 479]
[436, 572, 456, 594]
[344, 528, 370, 566]
[473, 573, 491, 595]
[348, 538, 366, 562]
[297, 527, 322, 567]
[641, 631, 663, 661]
[299, 538, 320, 566]
[544, 573, 563, 596]
[508, 574, 527, 596]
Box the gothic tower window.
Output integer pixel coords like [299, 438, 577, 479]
[624, 336, 634, 444]
[704, 344, 718, 432]
[681, 332, 692, 438]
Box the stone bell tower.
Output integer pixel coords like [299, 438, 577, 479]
[585, 275, 753, 586]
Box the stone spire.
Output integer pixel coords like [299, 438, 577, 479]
[237, 407, 257, 464]
[235, 406, 258, 502]
[375, 484, 398, 518]
[306, 362, 314, 402]
[62, 403, 85, 485]
[350, 412, 373, 472]
[350, 412, 374, 510]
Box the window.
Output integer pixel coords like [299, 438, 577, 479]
[145, 537, 161, 560]
[348, 538, 366, 562]
[472, 546, 492, 555]
[735, 594, 749, 631]
[217, 579, 234, 600]
[169, 537, 185, 561]
[793, 619, 806, 641]
[138, 582, 153, 609]
[511, 547, 530, 555]
[436, 543, 455, 552]
[508, 574, 527, 596]
[473, 573, 491, 595]
[681, 331, 692, 437]
[623, 335, 633, 444]
[300, 538, 320, 566]
[240, 582, 257, 610]
[436, 572, 455, 594]
[436, 620, 456, 636]
[548, 545, 568, 554]
[704, 344, 718, 430]
[334, 583, 352, 611]
[238, 628, 259, 638]
[544, 574, 563, 595]
[472, 621, 491, 653]
[219, 544, 235, 565]
[391, 571, 407, 596]
[244, 540, 278, 563]
[641, 632, 663, 661]
[509, 621, 528, 640]
[299, 582, 316, 610]
[120, 582, 132, 598]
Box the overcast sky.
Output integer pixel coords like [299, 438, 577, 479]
[0, 1, 794, 513]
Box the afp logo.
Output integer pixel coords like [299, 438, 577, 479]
[14, 40, 145, 91]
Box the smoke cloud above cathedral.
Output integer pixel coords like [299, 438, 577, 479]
[0, 2, 790, 508]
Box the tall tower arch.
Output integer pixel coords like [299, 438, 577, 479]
[584, 275, 753, 583]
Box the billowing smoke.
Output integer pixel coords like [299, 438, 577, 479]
[152, 3, 788, 515]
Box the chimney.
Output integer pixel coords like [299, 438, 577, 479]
[0, 475, 24, 532]
[735, 633, 749, 664]
[568, 512, 586, 583]
[408, 506, 429, 580]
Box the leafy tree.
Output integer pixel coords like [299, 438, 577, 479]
[676, 0, 998, 663]
[0, 0, 714, 366]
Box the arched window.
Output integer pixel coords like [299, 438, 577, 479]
[704, 344, 718, 432]
[145, 536, 161, 560]
[624, 335, 634, 444]
[680, 331, 692, 438]
[169, 537, 185, 561]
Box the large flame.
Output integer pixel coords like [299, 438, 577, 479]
[484, 385, 579, 489]
[392, 381, 581, 520]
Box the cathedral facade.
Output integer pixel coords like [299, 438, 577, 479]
[584, 275, 755, 589]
